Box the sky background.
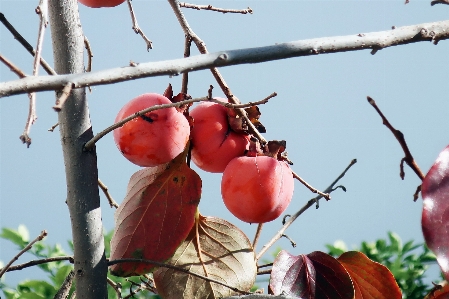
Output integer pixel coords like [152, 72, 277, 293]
[1, 0, 449, 290]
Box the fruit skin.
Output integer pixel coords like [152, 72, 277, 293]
[190, 100, 249, 173]
[78, 0, 125, 8]
[221, 155, 294, 223]
[113, 93, 190, 167]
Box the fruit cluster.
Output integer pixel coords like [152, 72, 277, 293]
[114, 93, 294, 223]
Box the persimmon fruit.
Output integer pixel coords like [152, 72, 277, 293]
[78, 0, 125, 8]
[113, 93, 190, 167]
[190, 100, 249, 173]
[221, 155, 294, 223]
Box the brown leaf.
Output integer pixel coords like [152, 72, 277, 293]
[245, 105, 266, 133]
[338, 251, 402, 299]
[153, 215, 257, 299]
[109, 152, 202, 276]
[163, 83, 173, 100]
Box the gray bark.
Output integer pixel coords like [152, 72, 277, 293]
[1, 19, 449, 98]
[48, 0, 107, 298]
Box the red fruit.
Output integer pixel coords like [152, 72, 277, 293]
[190, 100, 249, 173]
[78, 0, 125, 8]
[113, 93, 190, 167]
[221, 155, 294, 223]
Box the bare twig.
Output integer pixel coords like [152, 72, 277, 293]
[181, 35, 192, 94]
[179, 3, 253, 14]
[0, 12, 55, 75]
[3, 19, 449, 98]
[54, 270, 75, 299]
[48, 122, 59, 132]
[84, 36, 93, 73]
[367, 96, 425, 183]
[256, 159, 357, 260]
[252, 224, 263, 250]
[84, 96, 268, 150]
[98, 178, 119, 209]
[414, 184, 422, 201]
[167, 0, 267, 145]
[292, 170, 331, 200]
[431, 0, 449, 5]
[281, 234, 296, 248]
[108, 258, 251, 295]
[257, 269, 272, 275]
[53, 82, 73, 111]
[0, 256, 73, 273]
[107, 277, 123, 299]
[257, 263, 273, 269]
[0, 230, 48, 278]
[19, 0, 49, 147]
[0, 53, 27, 78]
[126, 0, 152, 51]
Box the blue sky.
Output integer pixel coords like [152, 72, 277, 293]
[1, 0, 449, 287]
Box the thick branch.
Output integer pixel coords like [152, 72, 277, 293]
[49, 0, 107, 297]
[1, 20, 449, 98]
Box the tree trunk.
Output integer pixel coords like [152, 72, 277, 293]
[48, 1, 107, 297]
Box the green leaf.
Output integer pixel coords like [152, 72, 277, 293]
[2, 289, 19, 299]
[16, 293, 46, 299]
[388, 232, 402, 253]
[0, 227, 28, 248]
[17, 280, 56, 297]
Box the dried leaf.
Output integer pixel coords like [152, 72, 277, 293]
[269, 250, 354, 299]
[245, 105, 266, 133]
[422, 145, 449, 280]
[109, 152, 202, 276]
[338, 251, 401, 299]
[163, 83, 173, 100]
[153, 215, 257, 299]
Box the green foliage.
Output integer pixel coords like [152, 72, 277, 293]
[0, 226, 160, 299]
[326, 232, 439, 299]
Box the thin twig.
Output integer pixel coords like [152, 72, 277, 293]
[19, 0, 48, 147]
[367, 96, 425, 182]
[107, 277, 123, 299]
[98, 178, 119, 208]
[292, 170, 331, 200]
[54, 270, 75, 299]
[84, 96, 269, 150]
[167, 0, 267, 145]
[126, 0, 153, 51]
[108, 258, 251, 295]
[0, 230, 48, 278]
[252, 224, 263, 250]
[84, 36, 93, 73]
[0, 53, 27, 78]
[431, 0, 449, 5]
[123, 279, 144, 299]
[181, 35, 192, 94]
[257, 263, 273, 269]
[0, 12, 56, 75]
[256, 159, 357, 260]
[48, 122, 59, 132]
[257, 269, 272, 275]
[53, 82, 73, 111]
[0, 256, 73, 273]
[179, 3, 253, 14]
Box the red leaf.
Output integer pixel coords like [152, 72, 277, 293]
[109, 152, 201, 276]
[338, 251, 401, 299]
[269, 250, 354, 299]
[422, 145, 449, 279]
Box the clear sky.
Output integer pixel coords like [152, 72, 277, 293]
[1, 0, 449, 288]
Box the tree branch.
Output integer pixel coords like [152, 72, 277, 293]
[256, 159, 357, 260]
[179, 2, 253, 14]
[0, 230, 47, 278]
[0, 256, 73, 273]
[2, 20, 448, 98]
[367, 96, 425, 182]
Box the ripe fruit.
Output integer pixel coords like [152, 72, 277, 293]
[221, 155, 294, 223]
[113, 93, 190, 167]
[190, 100, 249, 173]
[78, 0, 125, 8]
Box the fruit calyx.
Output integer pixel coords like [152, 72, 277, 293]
[247, 138, 293, 165]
